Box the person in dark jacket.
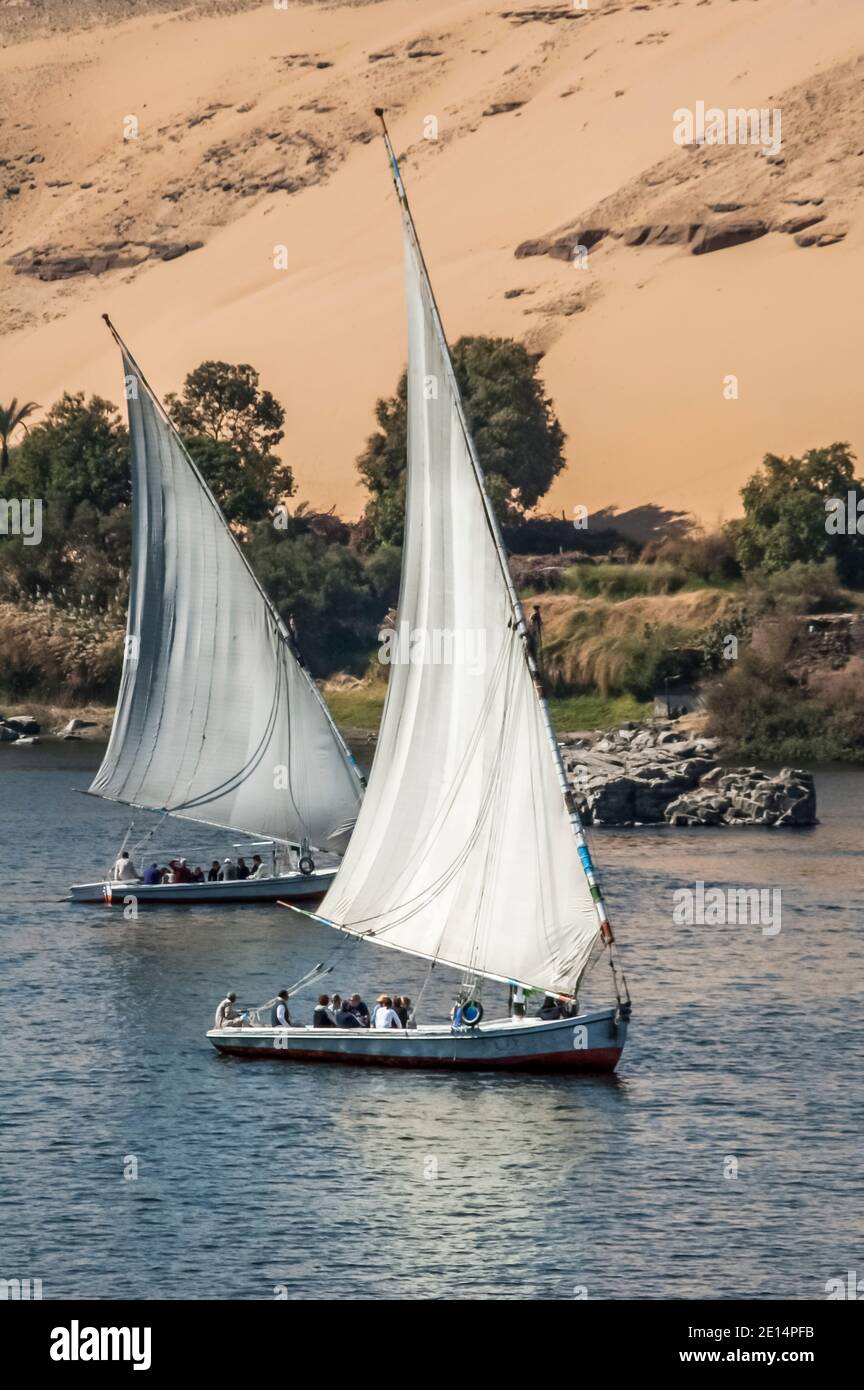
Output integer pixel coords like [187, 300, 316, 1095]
[236, 857, 250, 880]
[312, 994, 337, 1027]
[347, 993, 370, 1026]
[538, 995, 565, 1020]
[334, 1001, 362, 1028]
[270, 990, 292, 1027]
[207, 860, 220, 882]
[142, 863, 161, 885]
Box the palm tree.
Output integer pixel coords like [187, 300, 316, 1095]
[0, 397, 39, 474]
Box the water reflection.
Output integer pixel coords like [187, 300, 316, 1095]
[0, 746, 861, 1298]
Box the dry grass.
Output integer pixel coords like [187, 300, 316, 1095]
[535, 589, 733, 694]
[0, 598, 124, 701]
[809, 655, 864, 707]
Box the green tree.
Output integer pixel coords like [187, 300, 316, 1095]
[726, 444, 864, 586]
[2, 394, 131, 607]
[0, 397, 39, 473]
[245, 513, 382, 676]
[357, 336, 566, 547]
[166, 361, 292, 522]
[6, 392, 128, 522]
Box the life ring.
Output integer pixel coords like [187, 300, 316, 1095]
[461, 1000, 483, 1026]
[298, 855, 315, 877]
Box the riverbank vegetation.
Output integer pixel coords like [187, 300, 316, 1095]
[2, 352, 863, 759]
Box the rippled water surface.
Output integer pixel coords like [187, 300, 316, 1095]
[1, 742, 861, 1299]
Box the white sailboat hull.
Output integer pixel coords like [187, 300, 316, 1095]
[68, 870, 335, 905]
[207, 1007, 628, 1073]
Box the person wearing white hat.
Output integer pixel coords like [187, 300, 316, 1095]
[171, 858, 195, 884]
[218, 858, 238, 881]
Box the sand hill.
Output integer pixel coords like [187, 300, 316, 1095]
[1, 0, 863, 522]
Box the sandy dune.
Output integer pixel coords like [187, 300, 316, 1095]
[1, 0, 862, 522]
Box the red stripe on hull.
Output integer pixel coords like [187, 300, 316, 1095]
[93, 891, 326, 905]
[212, 1044, 623, 1073]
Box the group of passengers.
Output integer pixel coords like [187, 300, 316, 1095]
[213, 990, 416, 1031]
[112, 850, 271, 886]
[312, 992, 415, 1030]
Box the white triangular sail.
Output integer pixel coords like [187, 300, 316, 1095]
[89, 340, 364, 851]
[317, 198, 608, 996]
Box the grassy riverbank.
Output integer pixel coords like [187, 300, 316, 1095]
[3, 576, 862, 760]
[324, 683, 652, 737]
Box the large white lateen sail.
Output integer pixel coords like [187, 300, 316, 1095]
[90, 334, 363, 851]
[317, 188, 611, 996]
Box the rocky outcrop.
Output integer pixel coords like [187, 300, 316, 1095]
[518, 208, 843, 263]
[9, 239, 204, 281]
[54, 718, 102, 740]
[790, 612, 864, 673]
[620, 223, 699, 247]
[517, 217, 789, 259]
[0, 713, 43, 741]
[794, 223, 847, 248]
[561, 722, 817, 827]
[691, 220, 768, 255]
[483, 102, 525, 117]
[2, 714, 40, 735]
[501, 7, 587, 22]
[666, 768, 817, 827]
[516, 227, 607, 258]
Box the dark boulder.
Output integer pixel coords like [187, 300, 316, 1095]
[691, 221, 768, 255]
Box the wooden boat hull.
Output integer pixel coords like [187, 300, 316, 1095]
[207, 1007, 627, 1072]
[68, 870, 335, 905]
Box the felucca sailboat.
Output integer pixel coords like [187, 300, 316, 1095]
[70, 321, 365, 905]
[208, 114, 630, 1068]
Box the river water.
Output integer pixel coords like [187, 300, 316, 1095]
[0, 741, 861, 1300]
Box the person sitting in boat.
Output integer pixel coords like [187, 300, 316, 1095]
[207, 860, 220, 882]
[192, 866, 205, 883]
[394, 995, 409, 1027]
[214, 991, 243, 1029]
[347, 993, 370, 1027]
[334, 998, 362, 1028]
[142, 862, 162, 885]
[218, 858, 238, 881]
[401, 996, 417, 1030]
[330, 993, 343, 1017]
[236, 856, 250, 880]
[538, 995, 565, 1020]
[312, 994, 337, 1028]
[248, 854, 267, 880]
[270, 990, 293, 1028]
[371, 995, 403, 1029]
[171, 859, 195, 884]
[112, 850, 140, 883]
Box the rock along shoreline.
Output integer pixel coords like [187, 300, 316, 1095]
[561, 720, 817, 828]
